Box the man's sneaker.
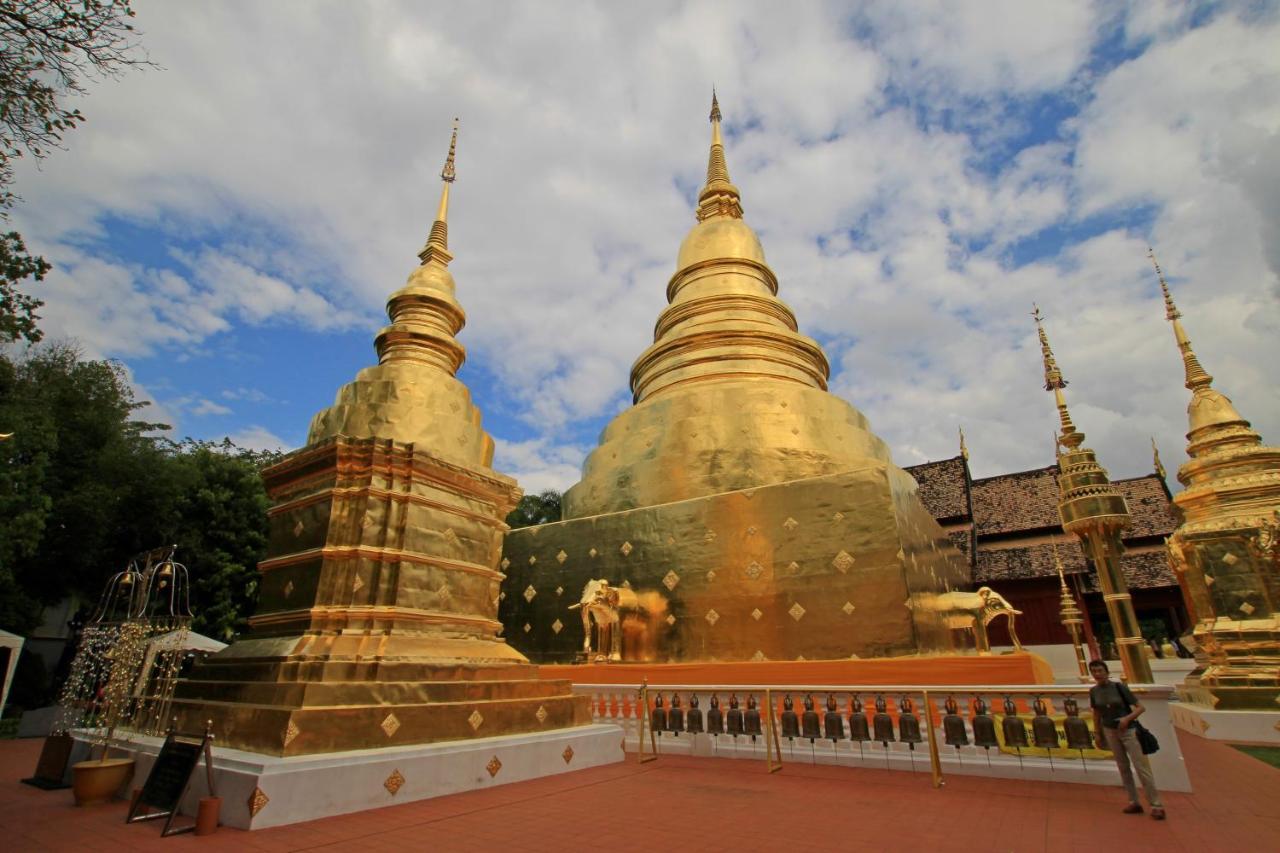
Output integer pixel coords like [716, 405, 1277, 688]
[1123, 803, 1144, 814]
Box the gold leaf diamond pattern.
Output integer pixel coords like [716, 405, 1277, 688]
[381, 713, 401, 738]
[705, 609, 720, 626]
[499, 591, 506, 601]
[443, 527, 459, 545]
[589, 547, 598, 557]
[787, 561, 800, 574]
[620, 541, 633, 556]
[283, 580, 294, 598]
[528, 555, 537, 565]
[744, 561, 764, 580]
[833, 550, 855, 573]
[522, 622, 531, 633]
[789, 602, 806, 622]
[562, 745, 575, 764]
[384, 770, 405, 796]
[486, 756, 502, 778]
[552, 618, 564, 634]
[706, 570, 716, 582]
[501, 557, 511, 570]
[705, 530, 717, 543]
[832, 511, 845, 522]
[535, 705, 548, 723]
[665, 614, 676, 626]
[1205, 575, 1216, 586]
[1240, 601, 1256, 615]
[662, 570, 680, 591]
[282, 721, 300, 748]
[468, 710, 484, 731]
[555, 585, 564, 596]
[751, 650, 767, 662]
[523, 585, 537, 603]
[842, 601, 856, 615]
[751, 608, 763, 621]
[292, 520, 304, 537]
[556, 549, 568, 565]
[352, 575, 364, 593]
[1222, 552, 1239, 566]
[248, 786, 269, 817]
[783, 517, 799, 531]
[746, 525, 758, 536]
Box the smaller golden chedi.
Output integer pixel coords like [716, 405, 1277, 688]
[170, 123, 591, 755]
[1151, 251, 1280, 711]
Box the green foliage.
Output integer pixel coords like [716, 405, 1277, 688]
[0, 345, 274, 642]
[0, 1, 150, 344]
[506, 489, 562, 529]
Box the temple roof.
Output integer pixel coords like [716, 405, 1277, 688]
[906, 456, 970, 522]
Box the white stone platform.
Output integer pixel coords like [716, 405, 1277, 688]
[75, 724, 624, 830]
[1170, 701, 1280, 745]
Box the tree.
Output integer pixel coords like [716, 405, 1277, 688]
[506, 489, 562, 529]
[0, 0, 150, 344]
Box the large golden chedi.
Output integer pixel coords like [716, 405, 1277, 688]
[170, 126, 591, 755]
[500, 97, 969, 662]
[1153, 255, 1280, 711]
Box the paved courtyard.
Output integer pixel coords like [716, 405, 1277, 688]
[1, 730, 1277, 852]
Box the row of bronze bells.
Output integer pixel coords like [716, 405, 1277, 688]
[649, 692, 1097, 769]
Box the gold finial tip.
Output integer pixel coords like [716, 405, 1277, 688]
[710, 88, 722, 123]
[440, 119, 458, 184]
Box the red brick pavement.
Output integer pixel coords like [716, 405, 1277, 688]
[1, 730, 1277, 852]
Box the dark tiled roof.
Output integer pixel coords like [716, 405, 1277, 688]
[971, 466, 1061, 536]
[1079, 550, 1178, 591]
[904, 456, 970, 521]
[975, 541, 1177, 590]
[947, 528, 974, 564]
[1114, 475, 1178, 539]
[974, 541, 1088, 584]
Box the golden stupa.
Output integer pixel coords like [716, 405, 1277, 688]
[500, 96, 969, 662]
[1151, 253, 1280, 711]
[170, 124, 591, 755]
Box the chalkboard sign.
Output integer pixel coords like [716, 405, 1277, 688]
[127, 725, 215, 837]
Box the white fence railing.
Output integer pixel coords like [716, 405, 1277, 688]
[573, 682, 1191, 793]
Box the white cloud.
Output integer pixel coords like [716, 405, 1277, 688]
[6, 1, 1279, 493]
[226, 425, 291, 454]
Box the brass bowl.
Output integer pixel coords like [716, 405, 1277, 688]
[70, 757, 135, 806]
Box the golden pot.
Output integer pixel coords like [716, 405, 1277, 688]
[71, 757, 135, 806]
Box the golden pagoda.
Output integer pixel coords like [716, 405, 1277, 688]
[1151, 251, 1280, 710]
[499, 95, 969, 663]
[1034, 306, 1153, 683]
[170, 123, 591, 755]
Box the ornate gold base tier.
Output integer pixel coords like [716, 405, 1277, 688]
[538, 652, 1055, 686]
[170, 660, 593, 756]
[500, 464, 971, 663]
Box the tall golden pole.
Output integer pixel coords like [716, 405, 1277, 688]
[1054, 540, 1089, 679]
[1034, 306, 1152, 683]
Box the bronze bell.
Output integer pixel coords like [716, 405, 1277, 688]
[823, 694, 844, 741]
[1001, 696, 1029, 748]
[651, 693, 667, 733]
[971, 697, 999, 748]
[897, 695, 922, 745]
[686, 694, 704, 734]
[743, 694, 763, 737]
[1031, 697, 1060, 749]
[1062, 696, 1094, 751]
[942, 696, 969, 747]
[726, 693, 744, 735]
[848, 695, 871, 742]
[706, 694, 725, 734]
[779, 693, 799, 738]
[801, 694, 822, 740]
[668, 693, 685, 734]
[872, 694, 895, 745]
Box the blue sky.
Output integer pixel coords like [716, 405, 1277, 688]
[10, 0, 1280, 492]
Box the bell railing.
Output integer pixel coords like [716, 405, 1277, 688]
[573, 682, 1190, 793]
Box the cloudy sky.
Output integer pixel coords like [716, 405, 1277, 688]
[10, 0, 1280, 493]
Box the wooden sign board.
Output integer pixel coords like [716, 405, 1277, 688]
[126, 727, 215, 837]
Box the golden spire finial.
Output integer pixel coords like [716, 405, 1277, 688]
[958, 426, 969, 461]
[1148, 248, 1213, 391]
[419, 119, 459, 265]
[1032, 304, 1083, 449]
[696, 90, 742, 221]
[1151, 436, 1166, 481]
